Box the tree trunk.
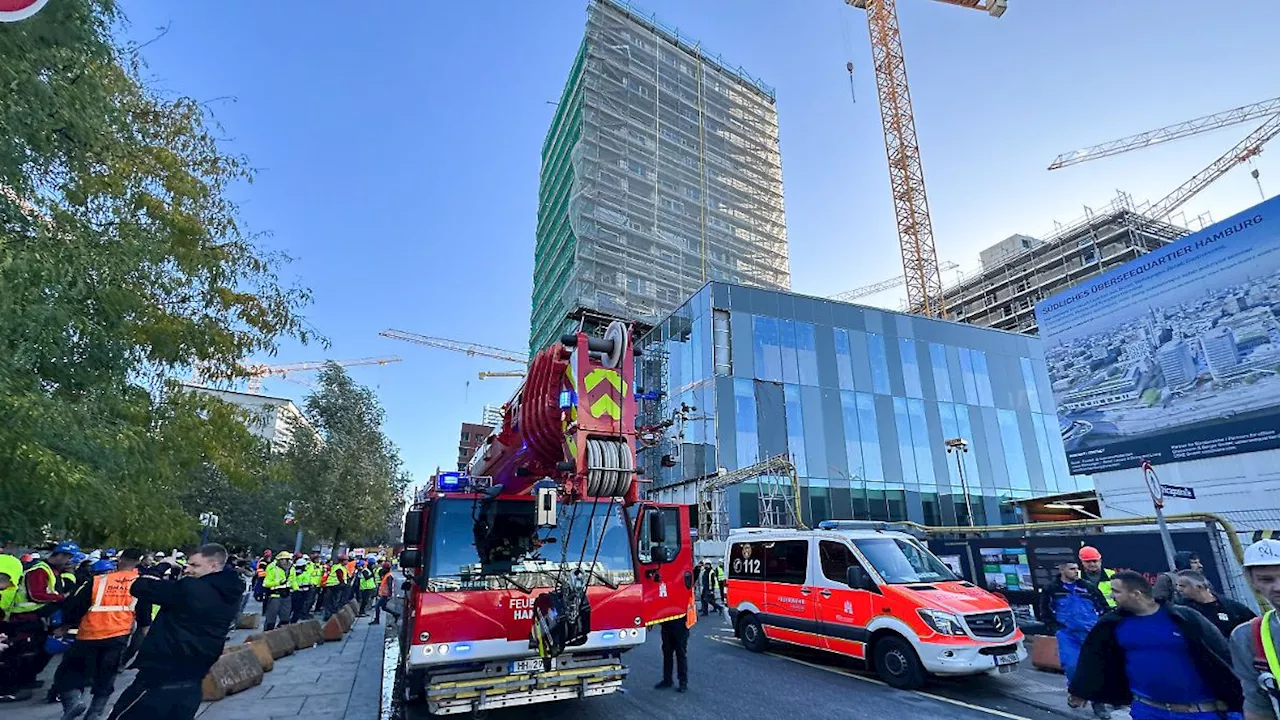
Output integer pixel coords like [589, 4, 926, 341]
[331, 525, 342, 561]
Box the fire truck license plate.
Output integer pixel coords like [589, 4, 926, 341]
[995, 653, 1019, 666]
[511, 658, 553, 674]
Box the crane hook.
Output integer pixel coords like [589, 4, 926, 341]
[846, 61, 856, 104]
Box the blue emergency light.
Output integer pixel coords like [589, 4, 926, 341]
[558, 390, 575, 409]
[437, 472, 467, 491]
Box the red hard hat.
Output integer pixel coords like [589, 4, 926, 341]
[1079, 546, 1102, 562]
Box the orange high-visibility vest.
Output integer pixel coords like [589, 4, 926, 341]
[345, 560, 356, 577]
[684, 599, 697, 629]
[78, 570, 138, 641]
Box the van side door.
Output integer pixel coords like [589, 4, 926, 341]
[759, 539, 822, 649]
[813, 539, 875, 658]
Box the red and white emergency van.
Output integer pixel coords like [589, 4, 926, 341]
[726, 521, 1026, 689]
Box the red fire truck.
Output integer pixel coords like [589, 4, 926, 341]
[396, 323, 694, 716]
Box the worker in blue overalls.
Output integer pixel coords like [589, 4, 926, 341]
[1040, 559, 1112, 719]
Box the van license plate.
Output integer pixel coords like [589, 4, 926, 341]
[995, 653, 1019, 666]
[511, 658, 547, 673]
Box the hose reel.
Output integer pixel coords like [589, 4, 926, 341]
[585, 438, 634, 497]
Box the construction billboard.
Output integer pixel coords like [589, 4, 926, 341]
[1034, 195, 1280, 474]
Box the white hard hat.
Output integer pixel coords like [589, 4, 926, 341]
[88, 550, 102, 562]
[295, 556, 308, 565]
[1243, 538, 1280, 567]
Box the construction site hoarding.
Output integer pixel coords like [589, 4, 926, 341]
[1035, 195, 1280, 474]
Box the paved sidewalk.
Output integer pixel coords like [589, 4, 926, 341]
[974, 638, 1132, 720]
[5, 600, 390, 720]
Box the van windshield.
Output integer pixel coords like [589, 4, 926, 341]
[427, 499, 635, 591]
[852, 538, 957, 584]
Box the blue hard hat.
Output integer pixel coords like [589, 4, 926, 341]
[91, 559, 116, 573]
[356, 560, 366, 567]
[45, 635, 74, 655]
[51, 541, 81, 556]
[105, 548, 118, 557]
[71, 552, 87, 564]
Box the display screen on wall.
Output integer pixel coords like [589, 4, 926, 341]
[978, 547, 1033, 592]
[1034, 196, 1280, 474]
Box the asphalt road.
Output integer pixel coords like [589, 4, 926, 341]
[404, 617, 1063, 720]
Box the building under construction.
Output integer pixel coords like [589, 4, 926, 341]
[942, 195, 1189, 335]
[531, 0, 790, 352]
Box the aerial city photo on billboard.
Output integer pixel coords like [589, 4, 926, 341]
[1034, 195, 1280, 474]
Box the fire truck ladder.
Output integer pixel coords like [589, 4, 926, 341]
[699, 455, 807, 544]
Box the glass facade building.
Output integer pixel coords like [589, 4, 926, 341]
[638, 282, 1089, 529]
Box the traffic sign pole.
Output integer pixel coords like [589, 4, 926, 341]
[1143, 460, 1178, 572]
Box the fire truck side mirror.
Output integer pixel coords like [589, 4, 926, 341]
[536, 487, 558, 528]
[400, 549, 422, 570]
[403, 510, 424, 547]
[648, 511, 667, 544]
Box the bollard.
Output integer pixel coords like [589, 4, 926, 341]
[1029, 634, 1062, 672]
[247, 627, 297, 659]
[322, 614, 345, 642]
[244, 639, 275, 672]
[288, 619, 324, 649]
[202, 644, 264, 701]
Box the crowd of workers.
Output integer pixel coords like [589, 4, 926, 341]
[0, 540, 400, 720]
[252, 548, 400, 631]
[1040, 539, 1280, 720]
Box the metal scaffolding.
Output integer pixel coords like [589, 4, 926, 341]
[531, 0, 791, 352]
[699, 454, 806, 544]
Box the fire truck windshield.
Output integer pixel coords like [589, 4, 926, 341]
[852, 537, 958, 584]
[427, 499, 636, 592]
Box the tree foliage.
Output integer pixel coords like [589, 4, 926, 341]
[0, 0, 313, 545]
[282, 364, 410, 556]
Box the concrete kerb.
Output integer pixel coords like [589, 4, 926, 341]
[337, 607, 355, 632]
[201, 644, 264, 701]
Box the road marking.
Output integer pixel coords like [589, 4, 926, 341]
[706, 636, 1030, 720]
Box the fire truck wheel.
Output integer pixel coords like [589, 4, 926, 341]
[402, 668, 426, 705]
[739, 614, 769, 653]
[872, 635, 924, 689]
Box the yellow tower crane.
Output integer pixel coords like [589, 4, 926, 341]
[845, 0, 1007, 318]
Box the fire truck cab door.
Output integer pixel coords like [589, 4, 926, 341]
[633, 503, 694, 626]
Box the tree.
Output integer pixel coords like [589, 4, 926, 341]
[0, 1, 313, 544]
[282, 364, 410, 557]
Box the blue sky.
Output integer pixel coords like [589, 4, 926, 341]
[117, 1, 1280, 487]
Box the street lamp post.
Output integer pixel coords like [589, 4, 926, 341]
[945, 438, 975, 527]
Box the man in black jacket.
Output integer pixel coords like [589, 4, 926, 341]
[104, 544, 242, 720]
[1068, 570, 1244, 720]
[1174, 570, 1255, 639]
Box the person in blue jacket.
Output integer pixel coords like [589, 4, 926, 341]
[1040, 559, 1112, 718]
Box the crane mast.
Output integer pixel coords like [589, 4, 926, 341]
[846, 0, 1006, 318]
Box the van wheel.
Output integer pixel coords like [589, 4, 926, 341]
[873, 636, 925, 689]
[740, 615, 769, 653]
